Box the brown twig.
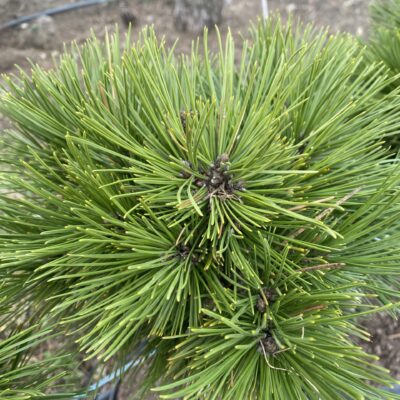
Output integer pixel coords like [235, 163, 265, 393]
[299, 262, 345, 272]
[289, 186, 363, 240]
[288, 196, 335, 212]
[290, 304, 326, 317]
[301, 304, 326, 313]
[314, 187, 363, 222]
[388, 332, 400, 340]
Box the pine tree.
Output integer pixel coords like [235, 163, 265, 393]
[1, 18, 400, 399]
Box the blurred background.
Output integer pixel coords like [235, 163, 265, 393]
[0, 0, 367, 75]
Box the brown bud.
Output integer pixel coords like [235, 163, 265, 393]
[180, 111, 187, 131]
[258, 334, 279, 355]
[256, 297, 267, 313]
[219, 153, 229, 163]
[256, 288, 277, 313]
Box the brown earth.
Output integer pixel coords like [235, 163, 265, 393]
[0, 1, 399, 399]
[0, 0, 369, 75]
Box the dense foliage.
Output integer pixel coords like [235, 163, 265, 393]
[371, 0, 400, 30]
[0, 326, 81, 399]
[1, 19, 400, 399]
[368, 0, 400, 86]
[368, 0, 400, 150]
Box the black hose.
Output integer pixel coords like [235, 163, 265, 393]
[0, 0, 113, 31]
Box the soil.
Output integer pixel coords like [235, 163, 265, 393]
[361, 313, 400, 384]
[0, 0, 399, 399]
[0, 0, 369, 76]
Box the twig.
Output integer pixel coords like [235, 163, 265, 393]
[288, 196, 335, 212]
[291, 305, 326, 319]
[314, 187, 363, 222]
[301, 304, 327, 313]
[388, 332, 400, 340]
[289, 186, 362, 240]
[299, 263, 345, 273]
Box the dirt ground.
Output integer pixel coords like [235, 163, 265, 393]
[0, 0, 399, 399]
[0, 0, 369, 75]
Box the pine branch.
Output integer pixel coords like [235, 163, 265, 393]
[0, 18, 400, 399]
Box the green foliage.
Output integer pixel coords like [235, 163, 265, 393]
[1, 19, 400, 399]
[368, 27, 400, 87]
[0, 326, 81, 399]
[371, 0, 400, 30]
[368, 0, 400, 85]
[368, 0, 400, 150]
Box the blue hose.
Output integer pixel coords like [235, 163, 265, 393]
[74, 346, 155, 399]
[73, 359, 139, 400]
[387, 384, 400, 394]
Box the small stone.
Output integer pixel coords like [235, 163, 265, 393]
[286, 3, 297, 13]
[146, 14, 155, 23]
[18, 15, 57, 50]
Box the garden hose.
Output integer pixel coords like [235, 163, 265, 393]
[0, 0, 112, 31]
